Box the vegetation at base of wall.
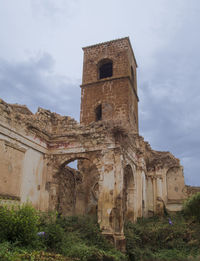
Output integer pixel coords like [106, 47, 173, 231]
[0, 203, 39, 246]
[125, 213, 200, 261]
[0, 204, 125, 261]
[1, 202, 200, 261]
[0, 241, 74, 261]
[183, 192, 200, 221]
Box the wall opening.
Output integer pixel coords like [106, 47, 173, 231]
[68, 160, 78, 170]
[55, 158, 100, 218]
[131, 66, 134, 81]
[99, 59, 113, 79]
[142, 172, 146, 217]
[123, 165, 135, 222]
[131, 66, 135, 88]
[95, 104, 102, 121]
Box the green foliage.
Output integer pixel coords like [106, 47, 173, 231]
[183, 192, 200, 221]
[1, 204, 200, 260]
[125, 214, 200, 261]
[57, 215, 112, 250]
[0, 203, 39, 246]
[40, 214, 126, 261]
[0, 241, 74, 261]
[0, 241, 19, 261]
[0, 241, 38, 261]
[0, 204, 126, 260]
[43, 222, 67, 252]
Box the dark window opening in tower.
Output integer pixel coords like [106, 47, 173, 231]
[95, 104, 102, 121]
[131, 66, 134, 83]
[99, 62, 113, 79]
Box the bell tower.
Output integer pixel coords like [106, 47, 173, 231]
[80, 37, 139, 132]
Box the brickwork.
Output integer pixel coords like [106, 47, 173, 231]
[80, 37, 139, 132]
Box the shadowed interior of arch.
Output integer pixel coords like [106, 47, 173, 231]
[55, 158, 100, 218]
[123, 165, 135, 221]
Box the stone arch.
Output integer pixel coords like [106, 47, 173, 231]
[47, 152, 102, 217]
[123, 164, 135, 222]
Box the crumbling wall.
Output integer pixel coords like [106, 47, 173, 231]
[76, 159, 99, 216]
[52, 159, 100, 217]
[0, 97, 194, 249]
[186, 185, 200, 197]
[0, 140, 25, 200]
[55, 166, 79, 216]
[166, 167, 185, 202]
[0, 99, 49, 209]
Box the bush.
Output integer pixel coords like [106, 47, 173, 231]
[57, 215, 112, 250]
[0, 241, 29, 261]
[42, 222, 67, 252]
[0, 203, 39, 246]
[125, 214, 200, 261]
[0, 207, 125, 260]
[41, 215, 126, 260]
[0, 241, 17, 261]
[183, 192, 200, 220]
[0, 241, 74, 261]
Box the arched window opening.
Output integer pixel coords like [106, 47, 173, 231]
[95, 104, 102, 121]
[99, 59, 113, 79]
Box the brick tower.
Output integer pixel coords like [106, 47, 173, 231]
[80, 37, 139, 132]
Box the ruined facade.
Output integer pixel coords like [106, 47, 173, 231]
[0, 37, 197, 248]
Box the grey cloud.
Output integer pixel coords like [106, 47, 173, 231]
[0, 53, 81, 120]
[138, 2, 200, 185]
[30, 0, 79, 19]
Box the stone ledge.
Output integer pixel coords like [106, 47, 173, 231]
[0, 194, 20, 201]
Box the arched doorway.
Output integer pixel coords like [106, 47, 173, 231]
[123, 165, 135, 222]
[54, 157, 100, 218]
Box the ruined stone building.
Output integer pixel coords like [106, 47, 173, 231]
[0, 37, 199, 247]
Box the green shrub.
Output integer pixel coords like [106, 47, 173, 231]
[125, 214, 200, 261]
[0, 241, 29, 261]
[0, 241, 74, 261]
[183, 192, 200, 220]
[42, 222, 67, 252]
[0, 203, 39, 246]
[0, 241, 16, 261]
[57, 215, 111, 250]
[39, 214, 126, 260]
[0, 208, 125, 260]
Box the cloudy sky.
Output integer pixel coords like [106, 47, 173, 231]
[0, 0, 200, 186]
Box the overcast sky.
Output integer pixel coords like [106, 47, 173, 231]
[0, 0, 200, 186]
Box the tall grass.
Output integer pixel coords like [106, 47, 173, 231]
[125, 214, 200, 261]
